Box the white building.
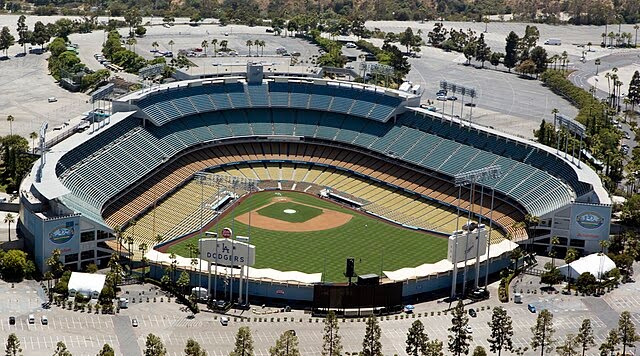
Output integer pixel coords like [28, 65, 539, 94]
[558, 253, 616, 280]
[67, 272, 106, 299]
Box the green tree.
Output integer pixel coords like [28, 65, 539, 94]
[530, 46, 548, 76]
[564, 248, 580, 290]
[487, 306, 513, 356]
[530, 309, 555, 356]
[361, 315, 382, 356]
[46, 248, 65, 281]
[504, 31, 520, 72]
[96, 343, 114, 356]
[448, 301, 472, 356]
[135, 26, 146, 37]
[168, 40, 174, 53]
[211, 39, 218, 56]
[53, 341, 72, 356]
[16, 15, 29, 55]
[474, 33, 491, 67]
[269, 330, 300, 356]
[399, 27, 416, 53]
[0, 26, 16, 56]
[1, 250, 31, 281]
[31, 21, 50, 49]
[406, 320, 429, 355]
[184, 338, 207, 356]
[599, 329, 619, 355]
[427, 22, 447, 47]
[6, 115, 14, 136]
[231, 327, 254, 356]
[5, 333, 22, 356]
[4, 213, 15, 242]
[144, 334, 166, 356]
[556, 334, 578, 356]
[472, 346, 487, 356]
[489, 52, 503, 68]
[322, 311, 342, 356]
[425, 340, 444, 356]
[617, 311, 640, 355]
[176, 270, 190, 295]
[575, 272, 597, 294]
[246, 40, 253, 56]
[575, 319, 595, 356]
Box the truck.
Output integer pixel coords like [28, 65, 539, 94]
[544, 38, 561, 45]
[191, 287, 208, 301]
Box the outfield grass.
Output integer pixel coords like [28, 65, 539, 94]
[257, 202, 322, 223]
[167, 191, 448, 282]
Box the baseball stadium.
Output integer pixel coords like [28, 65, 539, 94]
[18, 63, 611, 306]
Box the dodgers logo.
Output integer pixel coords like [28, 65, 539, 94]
[49, 222, 75, 244]
[576, 212, 604, 230]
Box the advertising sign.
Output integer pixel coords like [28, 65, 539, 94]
[447, 227, 487, 264]
[43, 216, 80, 255]
[199, 238, 255, 267]
[571, 204, 611, 240]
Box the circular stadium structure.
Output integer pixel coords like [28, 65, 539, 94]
[19, 64, 611, 307]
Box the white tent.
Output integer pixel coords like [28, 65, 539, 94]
[558, 253, 616, 280]
[68, 272, 107, 299]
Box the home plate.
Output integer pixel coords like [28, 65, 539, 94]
[283, 209, 297, 214]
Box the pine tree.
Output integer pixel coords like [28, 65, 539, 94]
[0, 26, 16, 57]
[52, 341, 72, 356]
[617, 311, 640, 355]
[504, 31, 520, 72]
[144, 334, 167, 356]
[472, 346, 487, 356]
[322, 311, 342, 356]
[487, 307, 514, 356]
[16, 15, 29, 54]
[555, 334, 578, 356]
[425, 340, 444, 356]
[598, 329, 619, 355]
[269, 330, 300, 356]
[530, 309, 555, 356]
[361, 316, 382, 356]
[574, 319, 595, 356]
[406, 320, 429, 355]
[448, 301, 472, 356]
[96, 344, 114, 356]
[474, 34, 491, 68]
[5, 333, 21, 356]
[231, 327, 254, 356]
[628, 70, 640, 111]
[184, 338, 207, 356]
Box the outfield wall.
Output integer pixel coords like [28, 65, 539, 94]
[148, 251, 512, 306]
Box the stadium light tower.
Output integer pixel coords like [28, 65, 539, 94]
[195, 172, 258, 305]
[451, 165, 501, 299]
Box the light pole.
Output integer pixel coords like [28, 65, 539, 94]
[452, 165, 501, 298]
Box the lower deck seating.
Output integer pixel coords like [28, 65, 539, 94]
[104, 142, 526, 246]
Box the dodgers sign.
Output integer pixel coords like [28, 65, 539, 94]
[575, 212, 605, 230]
[199, 238, 255, 267]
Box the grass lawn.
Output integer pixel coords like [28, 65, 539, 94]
[257, 202, 323, 223]
[168, 191, 448, 282]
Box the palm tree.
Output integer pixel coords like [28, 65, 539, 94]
[128, 219, 136, 258]
[561, 51, 568, 73]
[29, 131, 38, 153]
[564, 248, 579, 291]
[211, 39, 218, 56]
[587, 41, 592, 52]
[608, 32, 615, 47]
[550, 236, 560, 267]
[4, 213, 15, 241]
[255, 39, 265, 56]
[511, 247, 523, 271]
[201, 40, 208, 56]
[599, 240, 609, 253]
[114, 226, 122, 259]
[139, 243, 148, 277]
[601, 32, 607, 46]
[151, 41, 159, 52]
[634, 24, 639, 48]
[220, 40, 228, 51]
[168, 40, 174, 53]
[595, 58, 601, 75]
[245, 40, 253, 56]
[154, 234, 163, 264]
[6, 115, 14, 136]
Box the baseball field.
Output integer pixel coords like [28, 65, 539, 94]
[167, 190, 448, 282]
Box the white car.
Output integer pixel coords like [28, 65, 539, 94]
[41, 315, 48, 325]
[345, 42, 357, 48]
[436, 95, 447, 101]
[47, 97, 57, 103]
[465, 325, 473, 333]
[220, 317, 229, 326]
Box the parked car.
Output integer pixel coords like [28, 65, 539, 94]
[9, 316, 15, 325]
[28, 314, 35, 324]
[465, 325, 473, 333]
[345, 42, 357, 48]
[436, 95, 447, 101]
[132, 318, 138, 327]
[468, 309, 477, 317]
[528, 304, 536, 313]
[220, 317, 229, 326]
[447, 95, 458, 101]
[48, 97, 57, 103]
[41, 315, 48, 325]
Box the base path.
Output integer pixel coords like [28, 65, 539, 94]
[234, 198, 353, 232]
